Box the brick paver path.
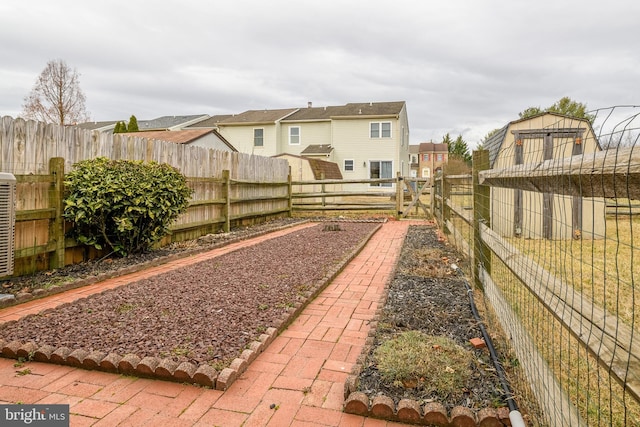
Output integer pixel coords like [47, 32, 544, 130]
[0, 220, 422, 426]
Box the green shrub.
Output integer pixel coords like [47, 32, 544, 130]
[64, 157, 192, 256]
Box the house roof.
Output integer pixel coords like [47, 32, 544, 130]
[217, 109, 298, 125]
[216, 101, 406, 125]
[137, 115, 210, 131]
[273, 154, 343, 180]
[300, 144, 333, 155]
[418, 142, 449, 153]
[76, 121, 118, 131]
[121, 129, 237, 151]
[283, 101, 406, 122]
[185, 115, 234, 128]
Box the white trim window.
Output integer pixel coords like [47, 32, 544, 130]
[253, 128, 264, 147]
[289, 126, 300, 145]
[369, 160, 393, 187]
[370, 122, 392, 138]
[344, 159, 354, 172]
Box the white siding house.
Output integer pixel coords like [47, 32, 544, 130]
[215, 101, 410, 190]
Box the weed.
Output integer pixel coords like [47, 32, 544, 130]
[16, 368, 31, 376]
[258, 304, 269, 311]
[117, 303, 136, 314]
[171, 345, 191, 358]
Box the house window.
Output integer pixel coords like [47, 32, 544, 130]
[411, 155, 417, 163]
[437, 153, 443, 162]
[370, 122, 392, 138]
[254, 128, 264, 147]
[289, 126, 300, 145]
[344, 159, 354, 172]
[422, 168, 431, 178]
[370, 160, 392, 187]
[423, 153, 429, 162]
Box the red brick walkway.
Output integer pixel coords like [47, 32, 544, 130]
[0, 220, 422, 426]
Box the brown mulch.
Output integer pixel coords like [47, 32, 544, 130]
[0, 221, 379, 368]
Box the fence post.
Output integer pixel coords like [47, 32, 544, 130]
[222, 170, 231, 232]
[395, 172, 403, 219]
[473, 150, 491, 290]
[49, 157, 65, 269]
[442, 169, 451, 233]
[287, 167, 293, 218]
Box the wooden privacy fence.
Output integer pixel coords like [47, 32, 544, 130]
[8, 159, 291, 277]
[0, 117, 290, 277]
[436, 147, 640, 426]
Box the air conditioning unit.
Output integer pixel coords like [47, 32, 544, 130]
[0, 173, 16, 276]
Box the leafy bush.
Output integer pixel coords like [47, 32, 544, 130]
[64, 157, 192, 256]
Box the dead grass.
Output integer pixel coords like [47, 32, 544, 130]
[374, 331, 473, 393]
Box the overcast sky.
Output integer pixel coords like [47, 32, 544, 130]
[1, 1, 638, 148]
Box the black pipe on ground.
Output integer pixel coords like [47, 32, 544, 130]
[451, 263, 525, 427]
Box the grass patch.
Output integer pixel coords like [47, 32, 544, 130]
[374, 331, 472, 392]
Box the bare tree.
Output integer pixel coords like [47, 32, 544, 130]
[21, 59, 90, 125]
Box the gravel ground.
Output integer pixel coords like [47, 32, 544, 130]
[0, 221, 379, 368]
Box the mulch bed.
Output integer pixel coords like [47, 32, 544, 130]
[344, 224, 517, 425]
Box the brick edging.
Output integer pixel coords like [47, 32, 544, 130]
[0, 221, 384, 392]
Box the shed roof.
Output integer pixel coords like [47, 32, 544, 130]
[300, 144, 333, 155]
[273, 154, 343, 180]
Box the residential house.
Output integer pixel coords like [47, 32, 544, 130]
[137, 115, 210, 131]
[77, 115, 211, 134]
[408, 145, 420, 178]
[76, 121, 119, 133]
[213, 102, 410, 190]
[483, 112, 604, 239]
[418, 142, 448, 183]
[120, 129, 236, 152]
